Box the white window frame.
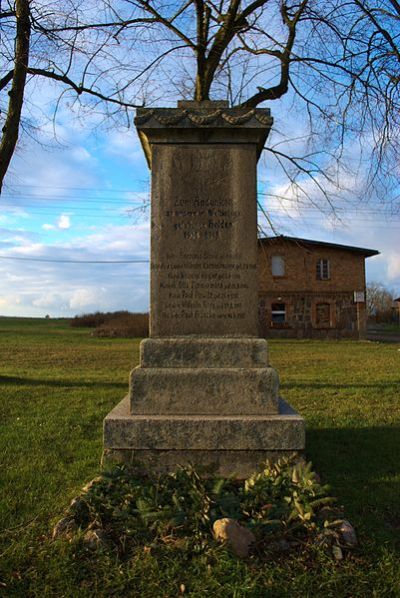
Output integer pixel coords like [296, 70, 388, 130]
[316, 258, 330, 280]
[271, 255, 285, 277]
[271, 302, 286, 323]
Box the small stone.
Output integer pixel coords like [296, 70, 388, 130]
[339, 520, 357, 547]
[83, 528, 108, 549]
[81, 476, 103, 493]
[52, 516, 77, 540]
[332, 545, 343, 561]
[213, 518, 256, 558]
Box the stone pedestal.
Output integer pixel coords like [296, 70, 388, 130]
[103, 101, 305, 476]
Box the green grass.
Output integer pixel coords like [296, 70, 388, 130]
[0, 318, 399, 597]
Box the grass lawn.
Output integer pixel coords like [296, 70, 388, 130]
[0, 317, 399, 597]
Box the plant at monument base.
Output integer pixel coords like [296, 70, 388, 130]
[53, 455, 350, 561]
[241, 458, 335, 536]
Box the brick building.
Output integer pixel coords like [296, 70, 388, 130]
[258, 236, 379, 339]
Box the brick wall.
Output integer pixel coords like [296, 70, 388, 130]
[257, 239, 367, 339]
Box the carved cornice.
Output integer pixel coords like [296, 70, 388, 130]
[135, 102, 273, 168]
[135, 107, 272, 128]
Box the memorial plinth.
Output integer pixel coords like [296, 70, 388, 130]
[103, 101, 305, 476]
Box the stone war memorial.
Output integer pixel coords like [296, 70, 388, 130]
[103, 100, 305, 476]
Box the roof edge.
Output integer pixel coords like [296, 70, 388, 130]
[258, 235, 379, 257]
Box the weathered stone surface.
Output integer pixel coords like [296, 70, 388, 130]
[102, 448, 303, 478]
[140, 337, 269, 368]
[332, 545, 343, 561]
[213, 518, 256, 558]
[339, 520, 357, 547]
[135, 104, 273, 166]
[135, 104, 273, 338]
[177, 99, 229, 109]
[129, 366, 279, 415]
[102, 102, 305, 476]
[104, 395, 304, 451]
[52, 516, 77, 540]
[81, 476, 103, 494]
[150, 144, 259, 337]
[83, 528, 108, 549]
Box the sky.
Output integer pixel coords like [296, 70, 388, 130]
[1, 90, 400, 318]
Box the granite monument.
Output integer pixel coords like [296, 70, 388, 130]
[103, 100, 305, 476]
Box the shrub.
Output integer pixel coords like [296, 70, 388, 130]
[70, 311, 149, 337]
[70, 311, 110, 328]
[94, 312, 149, 338]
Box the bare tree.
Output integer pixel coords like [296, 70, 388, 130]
[366, 281, 394, 321]
[1, 0, 399, 211]
[299, 0, 400, 205]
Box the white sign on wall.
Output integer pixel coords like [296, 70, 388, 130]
[354, 291, 365, 303]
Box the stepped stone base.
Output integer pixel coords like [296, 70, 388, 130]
[130, 337, 279, 415]
[139, 337, 270, 368]
[103, 395, 305, 477]
[130, 366, 279, 415]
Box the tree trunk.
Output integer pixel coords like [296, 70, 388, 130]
[0, 0, 31, 193]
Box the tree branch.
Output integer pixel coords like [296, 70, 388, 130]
[0, 10, 16, 18]
[32, 17, 157, 33]
[133, 0, 196, 48]
[0, 70, 14, 92]
[240, 0, 308, 107]
[26, 67, 143, 108]
[241, 0, 270, 19]
[353, 0, 400, 64]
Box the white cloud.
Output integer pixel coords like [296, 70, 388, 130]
[0, 294, 21, 307]
[42, 215, 73, 231]
[69, 288, 102, 310]
[71, 146, 91, 162]
[32, 293, 65, 308]
[0, 221, 151, 317]
[57, 214, 71, 230]
[104, 128, 148, 170]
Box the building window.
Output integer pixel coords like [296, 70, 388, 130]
[271, 303, 286, 323]
[316, 259, 330, 280]
[315, 302, 331, 327]
[271, 255, 285, 277]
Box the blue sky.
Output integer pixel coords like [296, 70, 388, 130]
[1, 91, 399, 317]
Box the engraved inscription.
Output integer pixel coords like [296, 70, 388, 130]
[165, 204, 240, 241]
[151, 143, 258, 336]
[153, 259, 256, 321]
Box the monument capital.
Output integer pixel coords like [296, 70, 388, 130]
[135, 101, 273, 168]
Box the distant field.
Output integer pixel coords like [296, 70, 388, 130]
[0, 317, 399, 596]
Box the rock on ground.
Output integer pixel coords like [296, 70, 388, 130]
[213, 518, 255, 558]
[339, 520, 357, 547]
[52, 516, 77, 540]
[83, 528, 108, 549]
